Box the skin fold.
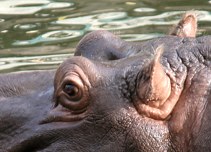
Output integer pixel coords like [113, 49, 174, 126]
[0, 12, 211, 152]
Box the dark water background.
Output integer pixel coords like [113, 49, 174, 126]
[0, 0, 211, 73]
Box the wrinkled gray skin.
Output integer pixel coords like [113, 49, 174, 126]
[0, 30, 211, 152]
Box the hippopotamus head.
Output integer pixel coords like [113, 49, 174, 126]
[0, 12, 211, 151]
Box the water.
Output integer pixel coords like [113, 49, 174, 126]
[0, 0, 211, 73]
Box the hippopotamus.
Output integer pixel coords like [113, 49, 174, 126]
[0, 12, 210, 151]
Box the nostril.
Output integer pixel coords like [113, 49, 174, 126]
[107, 52, 119, 60]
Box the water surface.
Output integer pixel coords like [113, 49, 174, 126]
[0, 0, 211, 73]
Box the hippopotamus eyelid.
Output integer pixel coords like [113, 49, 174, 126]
[53, 71, 90, 112]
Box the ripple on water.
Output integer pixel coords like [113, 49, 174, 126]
[14, 23, 41, 30]
[0, 0, 73, 15]
[96, 12, 127, 22]
[2, 0, 211, 73]
[134, 8, 156, 13]
[197, 11, 211, 22]
[12, 30, 84, 46]
[55, 11, 183, 31]
[120, 33, 163, 41]
[0, 54, 70, 72]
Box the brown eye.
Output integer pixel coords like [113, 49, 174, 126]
[63, 81, 83, 102]
[64, 83, 79, 97]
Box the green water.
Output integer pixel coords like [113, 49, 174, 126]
[0, 0, 211, 73]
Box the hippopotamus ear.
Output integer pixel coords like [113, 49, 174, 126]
[134, 46, 184, 120]
[137, 46, 171, 107]
[170, 11, 198, 38]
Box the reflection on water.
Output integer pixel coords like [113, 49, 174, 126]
[56, 11, 181, 31]
[0, 0, 73, 15]
[0, 53, 71, 72]
[134, 8, 156, 13]
[13, 30, 84, 46]
[0, 0, 211, 73]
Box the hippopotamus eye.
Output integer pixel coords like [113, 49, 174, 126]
[64, 83, 79, 97]
[55, 71, 90, 112]
[62, 81, 83, 102]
